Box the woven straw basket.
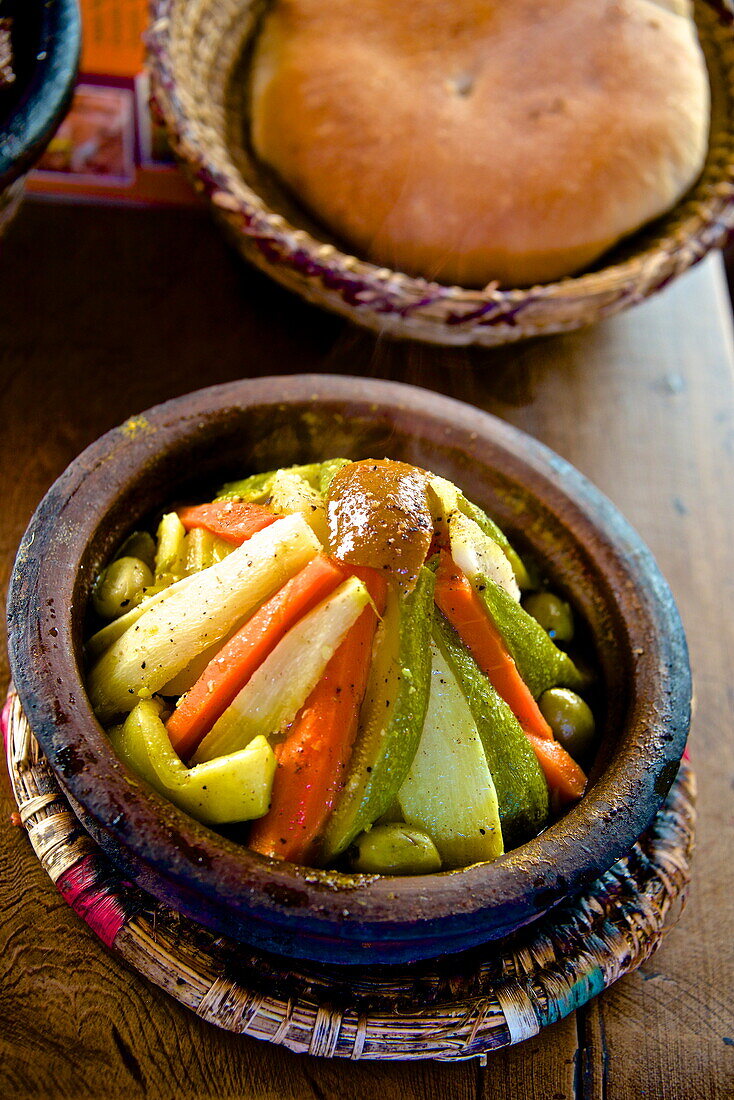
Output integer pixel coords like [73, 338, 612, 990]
[147, 0, 734, 347]
[3, 688, 696, 1061]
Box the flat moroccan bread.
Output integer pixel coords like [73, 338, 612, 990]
[251, 0, 710, 288]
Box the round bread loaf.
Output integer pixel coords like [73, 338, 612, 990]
[250, 0, 709, 288]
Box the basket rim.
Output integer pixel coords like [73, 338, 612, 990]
[146, 0, 734, 336]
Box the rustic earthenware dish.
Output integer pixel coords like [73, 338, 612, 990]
[6, 376, 691, 965]
[0, 0, 80, 234]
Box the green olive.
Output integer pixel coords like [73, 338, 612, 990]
[116, 531, 156, 571]
[348, 824, 442, 875]
[93, 556, 154, 621]
[539, 688, 596, 760]
[523, 591, 574, 643]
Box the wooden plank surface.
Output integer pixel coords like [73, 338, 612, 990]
[0, 201, 732, 1099]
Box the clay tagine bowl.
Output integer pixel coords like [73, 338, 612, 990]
[6, 376, 691, 965]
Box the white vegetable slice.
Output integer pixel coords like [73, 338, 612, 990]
[267, 469, 329, 545]
[449, 510, 520, 601]
[159, 627, 236, 696]
[87, 532, 235, 662]
[192, 575, 370, 763]
[86, 575, 197, 660]
[88, 513, 321, 722]
[427, 474, 462, 520]
[154, 511, 186, 587]
[398, 641, 504, 868]
[426, 470, 526, 594]
[182, 527, 234, 575]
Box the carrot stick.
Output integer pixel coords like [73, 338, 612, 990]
[434, 552, 553, 740]
[166, 554, 346, 759]
[248, 571, 387, 864]
[177, 502, 278, 545]
[523, 731, 587, 803]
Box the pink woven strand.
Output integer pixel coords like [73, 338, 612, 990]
[1, 694, 13, 751]
[56, 854, 130, 947]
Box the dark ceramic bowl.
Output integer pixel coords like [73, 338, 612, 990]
[0, 0, 80, 231]
[6, 376, 691, 965]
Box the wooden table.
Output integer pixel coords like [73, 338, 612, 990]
[0, 200, 732, 1099]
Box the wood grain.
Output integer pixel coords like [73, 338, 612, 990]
[1, 200, 732, 1098]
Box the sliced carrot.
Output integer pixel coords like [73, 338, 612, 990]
[434, 551, 553, 740]
[523, 731, 587, 804]
[166, 554, 346, 759]
[248, 570, 387, 864]
[177, 502, 278, 545]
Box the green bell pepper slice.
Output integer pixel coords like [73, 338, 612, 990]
[110, 699, 276, 825]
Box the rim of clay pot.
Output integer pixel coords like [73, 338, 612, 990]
[0, 0, 81, 189]
[6, 376, 691, 964]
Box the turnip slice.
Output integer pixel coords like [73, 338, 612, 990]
[88, 513, 321, 722]
[449, 510, 520, 601]
[192, 576, 370, 763]
[86, 574, 199, 660]
[86, 532, 236, 662]
[428, 475, 524, 596]
[267, 469, 329, 545]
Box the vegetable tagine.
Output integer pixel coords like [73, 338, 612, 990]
[85, 458, 598, 875]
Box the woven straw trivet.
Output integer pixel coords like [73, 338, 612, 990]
[3, 687, 696, 1062]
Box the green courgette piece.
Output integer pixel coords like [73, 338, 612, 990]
[92, 557, 154, 621]
[398, 640, 504, 868]
[266, 469, 329, 543]
[217, 459, 351, 504]
[433, 612, 549, 848]
[348, 823, 442, 875]
[318, 457, 351, 495]
[216, 470, 273, 502]
[115, 531, 156, 571]
[216, 463, 323, 503]
[473, 572, 585, 697]
[154, 512, 186, 587]
[182, 527, 233, 575]
[318, 566, 435, 862]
